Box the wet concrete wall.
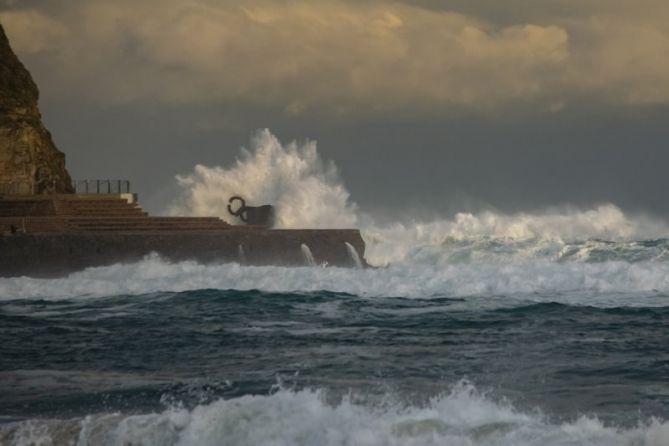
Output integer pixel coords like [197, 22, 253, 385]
[0, 229, 366, 277]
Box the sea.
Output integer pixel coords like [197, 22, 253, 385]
[1, 131, 668, 445]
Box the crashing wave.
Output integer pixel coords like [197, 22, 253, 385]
[2, 382, 667, 446]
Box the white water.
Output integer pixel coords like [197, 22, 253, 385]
[168, 129, 358, 229]
[345, 242, 363, 268]
[363, 206, 669, 267]
[2, 382, 668, 446]
[2, 254, 668, 307]
[2, 129, 669, 304]
[166, 128, 669, 263]
[237, 244, 246, 264]
[166, 129, 669, 262]
[301, 243, 317, 267]
[2, 132, 669, 445]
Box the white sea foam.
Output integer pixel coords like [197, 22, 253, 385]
[2, 130, 669, 303]
[167, 129, 668, 250]
[168, 129, 358, 229]
[2, 382, 668, 446]
[362, 207, 669, 266]
[1, 254, 669, 307]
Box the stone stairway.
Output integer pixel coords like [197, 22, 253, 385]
[0, 195, 232, 234]
[0, 216, 69, 233]
[66, 216, 231, 232]
[0, 199, 55, 217]
[53, 197, 147, 218]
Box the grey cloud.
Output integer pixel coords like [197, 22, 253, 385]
[3, 0, 668, 114]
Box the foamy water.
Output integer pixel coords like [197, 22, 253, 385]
[3, 383, 669, 446]
[2, 253, 669, 308]
[3, 131, 669, 307]
[168, 130, 358, 229]
[2, 130, 668, 446]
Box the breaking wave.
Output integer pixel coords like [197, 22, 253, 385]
[2, 250, 669, 305]
[2, 382, 668, 446]
[168, 129, 358, 229]
[363, 206, 669, 266]
[2, 130, 669, 303]
[3, 130, 669, 445]
[167, 129, 669, 265]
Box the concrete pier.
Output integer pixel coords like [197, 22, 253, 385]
[0, 195, 366, 277]
[0, 228, 366, 277]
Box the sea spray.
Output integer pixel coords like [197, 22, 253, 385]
[168, 129, 358, 229]
[3, 126, 669, 301]
[345, 242, 363, 268]
[361, 207, 669, 266]
[237, 244, 246, 264]
[166, 129, 669, 268]
[4, 130, 669, 446]
[301, 243, 316, 267]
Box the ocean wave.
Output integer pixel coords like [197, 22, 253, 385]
[166, 129, 669, 264]
[3, 130, 669, 304]
[168, 129, 358, 229]
[2, 381, 667, 446]
[363, 218, 669, 267]
[1, 254, 669, 306]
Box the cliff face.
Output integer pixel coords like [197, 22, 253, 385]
[0, 24, 73, 194]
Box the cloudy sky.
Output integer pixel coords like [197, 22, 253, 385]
[2, 0, 668, 216]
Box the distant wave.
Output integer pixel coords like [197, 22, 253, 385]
[362, 207, 669, 266]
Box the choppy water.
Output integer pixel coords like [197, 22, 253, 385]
[2, 132, 669, 444]
[2, 236, 669, 445]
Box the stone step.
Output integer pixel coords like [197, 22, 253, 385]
[69, 223, 230, 230]
[54, 204, 140, 210]
[70, 225, 229, 230]
[66, 217, 229, 229]
[0, 198, 232, 233]
[66, 217, 224, 222]
[55, 210, 147, 216]
[54, 200, 135, 206]
[0, 217, 70, 233]
[0, 201, 55, 217]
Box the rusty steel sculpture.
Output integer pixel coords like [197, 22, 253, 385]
[227, 196, 275, 227]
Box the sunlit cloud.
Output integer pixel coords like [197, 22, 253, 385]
[2, 0, 669, 113]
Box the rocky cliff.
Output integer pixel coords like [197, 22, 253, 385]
[0, 23, 73, 194]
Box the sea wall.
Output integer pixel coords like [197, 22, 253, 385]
[0, 229, 366, 277]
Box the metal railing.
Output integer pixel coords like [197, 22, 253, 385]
[72, 180, 131, 194]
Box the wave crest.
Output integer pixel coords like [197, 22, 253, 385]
[2, 382, 668, 446]
[168, 129, 358, 229]
[165, 129, 669, 267]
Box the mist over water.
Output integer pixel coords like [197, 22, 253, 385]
[167, 129, 669, 264]
[2, 130, 669, 445]
[168, 129, 358, 229]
